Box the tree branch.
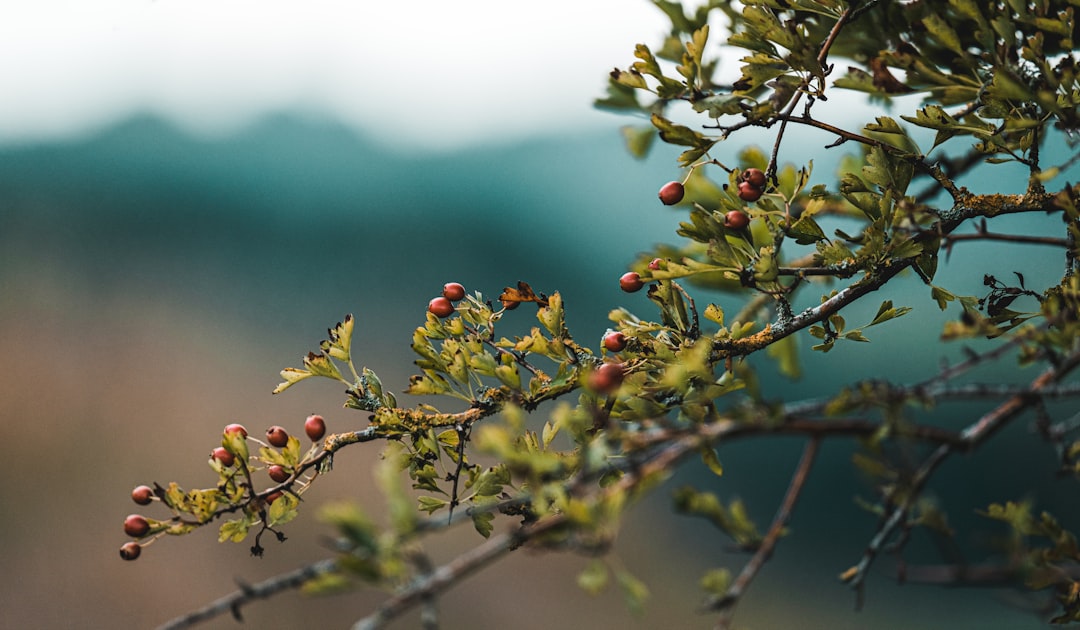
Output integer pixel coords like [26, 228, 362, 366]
[842, 348, 1080, 602]
[711, 437, 821, 629]
[157, 558, 339, 630]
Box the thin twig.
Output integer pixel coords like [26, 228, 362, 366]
[943, 231, 1068, 248]
[843, 348, 1080, 603]
[156, 558, 339, 630]
[712, 437, 822, 629]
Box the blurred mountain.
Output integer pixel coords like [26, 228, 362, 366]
[0, 114, 1062, 629]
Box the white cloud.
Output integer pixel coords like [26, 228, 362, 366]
[0, 1, 668, 148]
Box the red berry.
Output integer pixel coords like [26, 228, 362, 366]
[265, 426, 289, 448]
[603, 331, 628, 352]
[119, 542, 142, 561]
[737, 180, 763, 202]
[124, 514, 150, 538]
[648, 258, 663, 271]
[588, 362, 625, 394]
[620, 272, 645, 293]
[742, 167, 767, 188]
[224, 423, 247, 438]
[266, 491, 284, 504]
[268, 465, 289, 483]
[304, 414, 326, 441]
[442, 282, 466, 302]
[212, 446, 235, 468]
[658, 181, 685, 205]
[428, 296, 455, 318]
[725, 210, 750, 230]
[131, 485, 154, 506]
[500, 299, 520, 311]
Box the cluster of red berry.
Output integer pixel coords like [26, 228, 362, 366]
[427, 282, 466, 318]
[119, 414, 328, 561]
[657, 167, 767, 230]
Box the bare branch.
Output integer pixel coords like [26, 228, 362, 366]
[843, 348, 1080, 601]
[157, 558, 339, 630]
[712, 437, 821, 629]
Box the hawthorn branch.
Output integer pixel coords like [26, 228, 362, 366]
[944, 231, 1068, 248]
[711, 437, 821, 629]
[351, 524, 551, 630]
[901, 562, 1080, 587]
[157, 558, 339, 630]
[843, 348, 1080, 602]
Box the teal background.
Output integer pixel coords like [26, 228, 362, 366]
[0, 111, 1073, 629]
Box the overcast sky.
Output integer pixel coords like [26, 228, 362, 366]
[0, 1, 674, 149]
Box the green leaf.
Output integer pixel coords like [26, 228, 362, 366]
[616, 570, 650, 616]
[786, 214, 827, 244]
[541, 420, 559, 449]
[267, 491, 300, 527]
[868, 301, 913, 327]
[300, 571, 352, 596]
[844, 330, 870, 342]
[273, 367, 313, 394]
[417, 496, 448, 515]
[577, 560, 610, 596]
[406, 372, 452, 396]
[472, 511, 495, 538]
[931, 285, 956, 310]
[222, 429, 250, 464]
[319, 501, 377, 552]
[218, 518, 251, 543]
[651, 114, 712, 148]
[922, 12, 964, 56]
[692, 94, 749, 118]
[594, 78, 642, 112]
[700, 446, 724, 477]
[766, 333, 801, 379]
[537, 291, 565, 337]
[303, 351, 343, 381]
[319, 314, 354, 362]
[704, 303, 725, 326]
[620, 125, 655, 159]
[699, 568, 731, 597]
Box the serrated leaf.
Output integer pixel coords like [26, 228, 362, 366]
[930, 285, 956, 310]
[406, 373, 452, 396]
[303, 352, 343, 381]
[868, 301, 913, 327]
[786, 214, 827, 244]
[273, 367, 313, 394]
[472, 511, 494, 538]
[267, 492, 300, 527]
[541, 420, 559, 449]
[704, 303, 725, 326]
[594, 79, 643, 112]
[651, 113, 710, 148]
[320, 315, 354, 362]
[417, 496, 448, 515]
[222, 429, 250, 464]
[692, 94, 748, 118]
[218, 518, 251, 543]
[922, 12, 964, 55]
